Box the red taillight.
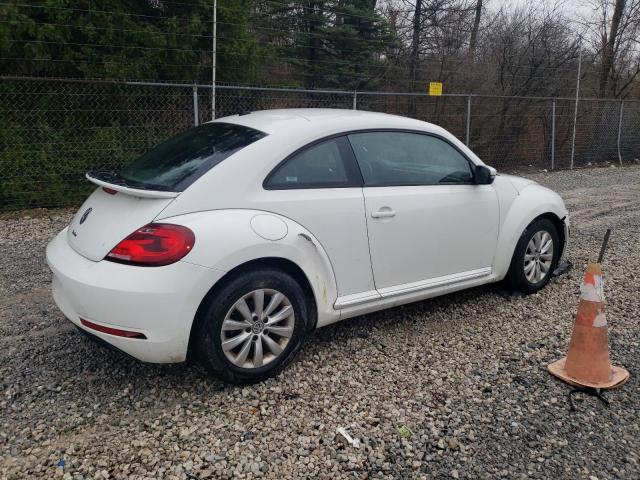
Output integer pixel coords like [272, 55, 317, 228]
[105, 223, 195, 266]
[80, 318, 147, 339]
[102, 187, 118, 195]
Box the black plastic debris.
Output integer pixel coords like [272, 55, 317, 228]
[553, 260, 572, 277]
[498, 289, 524, 301]
[568, 387, 609, 411]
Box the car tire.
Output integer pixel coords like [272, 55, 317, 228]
[194, 268, 308, 384]
[506, 218, 560, 294]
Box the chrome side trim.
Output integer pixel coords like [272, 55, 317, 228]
[377, 268, 492, 300]
[333, 268, 492, 310]
[333, 290, 381, 309]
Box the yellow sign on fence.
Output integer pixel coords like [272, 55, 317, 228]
[429, 82, 443, 96]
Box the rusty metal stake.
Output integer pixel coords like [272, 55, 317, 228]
[597, 229, 611, 264]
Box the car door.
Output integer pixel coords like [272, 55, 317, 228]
[258, 135, 376, 299]
[347, 130, 499, 293]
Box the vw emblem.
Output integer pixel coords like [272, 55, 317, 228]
[79, 207, 92, 225]
[252, 320, 265, 334]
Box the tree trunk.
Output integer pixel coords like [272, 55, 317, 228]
[599, 0, 625, 98]
[468, 0, 483, 61]
[306, 0, 322, 89]
[409, 0, 422, 86]
[408, 0, 422, 116]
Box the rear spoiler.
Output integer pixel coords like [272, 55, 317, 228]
[86, 173, 179, 199]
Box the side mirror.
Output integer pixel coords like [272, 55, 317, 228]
[474, 165, 495, 185]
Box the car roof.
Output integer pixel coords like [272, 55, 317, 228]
[211, 108, 442, 136]
[157, 108, 487, 218]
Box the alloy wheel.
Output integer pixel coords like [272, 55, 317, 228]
[220, 289, 295, 369]
[524, 230, 554, 283]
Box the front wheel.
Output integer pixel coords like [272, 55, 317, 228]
[506, 218, 560, 294]
[194, 268, 308, 384]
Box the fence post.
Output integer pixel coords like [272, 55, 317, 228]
[570, 44, 582, 170]
[465, 95, 472, 146]
[211, 0, 217, 120]
[551, 99, 556, 171]
[193, 84, 199, 126]
[352, 91, 357, 110]
[570, 97, 577, 170]
[617, 100, 624, 166]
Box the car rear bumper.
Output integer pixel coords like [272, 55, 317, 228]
[46, 228, 224, 363]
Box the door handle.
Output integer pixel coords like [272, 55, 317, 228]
[371, 208, 396, 218]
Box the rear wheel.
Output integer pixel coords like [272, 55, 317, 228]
[506, 218, 560, 294]
[194, 268, 307, 384]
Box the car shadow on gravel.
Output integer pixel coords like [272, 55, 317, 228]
[28, 272, 559, 407]
[13, 281, 492, 405]
[310, 282, 502, 345]
[59, 280, 506, 387]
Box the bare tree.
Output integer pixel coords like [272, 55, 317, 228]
[409, 0, 423, 89]
[480, 3, 579, 97]
[468, 0, 483, 59]
[396, 0, 475, 86]
[582, 0, 640, 98]
[470, 3, 580, 163]
[375, 0, 639, 100]
[402, 0, 469, 114]
[599, 0, 626, 96]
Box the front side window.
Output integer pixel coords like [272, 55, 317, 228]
[112, 122, 266, 191]
[266, 137, 359, 189]
[347, 131, 473, 186]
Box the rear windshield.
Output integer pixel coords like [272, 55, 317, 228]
[117, 122, 266, 191]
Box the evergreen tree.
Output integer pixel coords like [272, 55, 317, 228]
[0, 0, 265, 85]
[256, 0, 397, 90]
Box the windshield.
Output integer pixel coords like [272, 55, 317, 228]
[115, 122, 266, 191]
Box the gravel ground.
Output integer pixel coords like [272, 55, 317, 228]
[1, 165, 639, 480]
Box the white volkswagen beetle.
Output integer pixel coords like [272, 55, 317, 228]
[47, 109, 569, 383]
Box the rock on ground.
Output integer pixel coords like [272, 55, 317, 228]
[1, 166, 639, 479]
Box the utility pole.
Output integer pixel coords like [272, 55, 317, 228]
[551, 99, 556, 170]
[617, 101, 624, 166]
[570, 39, 582, 170]
[212, 0, 217, 120]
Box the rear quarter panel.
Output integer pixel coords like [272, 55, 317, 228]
[161, 209, 341, 327]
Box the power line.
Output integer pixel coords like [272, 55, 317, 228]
[0, 19, 213, 39]
[2, 0, 391, 25]
[1, 2, 190, 21]
[0, 57, 214, 70]
[1, 36, 589, 79]
[8, 39, 213, 55]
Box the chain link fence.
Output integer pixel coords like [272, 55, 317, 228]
[1, 77, 639, 210]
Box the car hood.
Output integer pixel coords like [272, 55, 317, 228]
[499, 174, 537, 193]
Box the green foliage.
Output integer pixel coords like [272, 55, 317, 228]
[257, 0, 397, 90]
[0, 0, 398, 91]
[0, 1, 398, 209]
[0, 0, 266, 85]
[0, 79, 191, 209]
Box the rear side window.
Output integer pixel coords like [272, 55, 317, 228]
[265, 137, 361, 189]
[118, 122, 266, 191]
[348, 131, 473, 186]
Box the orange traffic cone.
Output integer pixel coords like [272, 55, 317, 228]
[548, 257, 629, 389]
